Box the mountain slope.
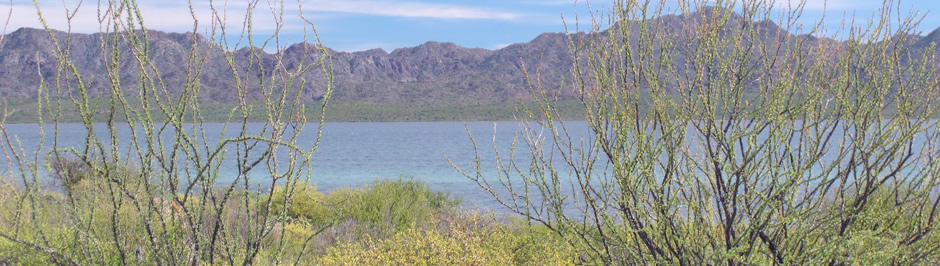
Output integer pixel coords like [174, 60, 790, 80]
[1, 10, 938, 106]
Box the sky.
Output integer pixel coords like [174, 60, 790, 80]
[2, 0, 939, 53]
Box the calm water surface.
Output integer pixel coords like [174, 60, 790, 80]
[10, 120, 930, 212]
[0, 122, 593, 211]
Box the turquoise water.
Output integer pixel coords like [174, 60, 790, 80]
[0, 121, 593, 211]
[313, 121, 593, 210]
[8, 120, 934, 213]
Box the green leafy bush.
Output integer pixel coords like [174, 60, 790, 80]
[347, 178, 461, 230]
[269, 178, 461, 232]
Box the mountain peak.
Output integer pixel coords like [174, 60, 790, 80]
[350, 48, 388, 57]
[390, 41, 466, 57]
[915, 26, 940, 49]
[694, 5, 742, 19]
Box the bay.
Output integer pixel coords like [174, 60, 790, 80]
[0, 121, 593, 211]
[5, 120, 935, 214]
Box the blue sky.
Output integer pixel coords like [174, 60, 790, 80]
[4, 0, 939, 52]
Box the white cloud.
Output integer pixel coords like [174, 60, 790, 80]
[1, 0, 308, 35]
[1, 0, 522, 37]
[305, 0, 521, 20]
[697, 0, 875, 11]
[492, 43, 511, 50]
[770, 0, 862, 11]
[521, 0, 580, 6]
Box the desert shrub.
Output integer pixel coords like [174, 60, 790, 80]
[432, 210, 578, 265]
[0, 0, 333, 264]
[47, 154, 92, 193]
[263, 179, 576, 264]
[268, 182, 333, 226]
[319, 210, 576, 265]
[345, 178, 461, 231]
[0, 159, 198, 264]
[501, 219, 576, 264]
[47, 154, 150, 200]
[320, 226, 513, 265]
[458, 0, 940, 264]
[269, 178, 461, 233]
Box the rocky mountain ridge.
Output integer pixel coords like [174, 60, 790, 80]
[1, 10, 938, 106]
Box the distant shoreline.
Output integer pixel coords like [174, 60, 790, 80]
[0, 98, 588, 124]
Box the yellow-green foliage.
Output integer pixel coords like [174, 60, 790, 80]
[788, 186, 940, 265]
[0, 190, 63, 264]
[0, 0, 334, 264]
[268, 178, 460, 232]
[319, 211, 576, 265]
[0, 159, 209, 265]
[349, 178, 460, 230]
[2, 173, 577, 264]
[320, 227, 514, 265]
[246, 180, 577, 264]
[268, 182, 333, 225]
[455, 0, 940, 263]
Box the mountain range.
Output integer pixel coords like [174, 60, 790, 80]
[1, 9, 938, 106]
